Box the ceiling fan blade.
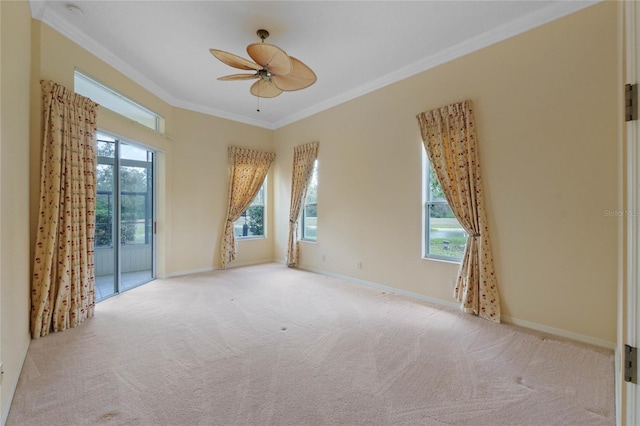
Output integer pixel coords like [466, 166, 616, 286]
[271, 57, 317, 91]
[210, 49, 262, 71]
[246, 43, 292, 76]
[250, 79, 283, 98]
[218, 73, 259, 81]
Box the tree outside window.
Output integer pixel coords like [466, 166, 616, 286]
[95, 140, 152, 247]
[302, 160, 318, 241]
[425, 162, 466, 261]
[234, 182, 266, 238]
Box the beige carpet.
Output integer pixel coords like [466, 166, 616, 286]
[7, 263, 614, 425]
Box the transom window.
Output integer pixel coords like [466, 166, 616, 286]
[234, 182, 266, 239]
[423, 151, 466, 261]
[74, 69, 165, 133]
[302, 160, 318, 241]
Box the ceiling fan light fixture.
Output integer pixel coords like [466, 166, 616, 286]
[210, 29, 316, 100]
[257, 69, 271, 82]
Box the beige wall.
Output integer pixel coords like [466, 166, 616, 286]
[1, 0, 32, 421]
[274, 1, 619, 345]
[169, 108, 273, 274]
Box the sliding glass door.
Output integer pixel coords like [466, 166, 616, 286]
[95, 132, 155, 301]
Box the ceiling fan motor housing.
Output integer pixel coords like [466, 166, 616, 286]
[258, 69, 271, 81]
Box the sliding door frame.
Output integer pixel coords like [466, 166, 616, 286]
[96, 131, 156, 298]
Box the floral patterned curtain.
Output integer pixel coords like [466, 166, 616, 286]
[416, 100, 500, 322]
[286, 141, 319, 268]
[31, 80, 99, 338]
[220, 146, 275, 268]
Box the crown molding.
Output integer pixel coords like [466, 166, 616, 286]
[29, 0, 46, 20]
[30, 0, 601, 131]
[171, 99, 276, 130]
[273, 0, 601, 129]
[34, 1, 180, 107]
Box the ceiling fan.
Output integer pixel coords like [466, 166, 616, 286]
[210, 29, 317, 99]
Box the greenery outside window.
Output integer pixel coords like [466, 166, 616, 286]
[424, 153, 466, 261]
[301, 160, 318, 241]
[234, 182, 265, 238]
[95, 137, 154, 247]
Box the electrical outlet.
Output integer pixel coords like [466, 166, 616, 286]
[357, 261, 362, 269]
[0, 361, 3, 385]
[321, 254, 326, 262]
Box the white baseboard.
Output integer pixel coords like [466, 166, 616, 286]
[299, 265, 615, 350]
[2, 338, 30, 426]
[299, 265, 460, 311]
[161, 259, 276, 278]
[227, 259, 274, 269]
[162, 267, 214, 279]
[501, 315, 615, 350]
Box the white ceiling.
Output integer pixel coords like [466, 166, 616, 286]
[29, 1, 599, 130]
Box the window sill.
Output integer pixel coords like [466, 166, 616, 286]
[299, 239, 317, 244]
[236, 236, 266, 241]
[423, 255, 461, 265]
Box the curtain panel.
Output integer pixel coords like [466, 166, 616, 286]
[31, 80, 99, 338]
[286, 141, 319, 268]
[416, 100, 500, 322]
[220, 146, 275, 269]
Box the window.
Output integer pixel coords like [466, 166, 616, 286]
[424, 152, 466, 261]
[74, 70, 165, 133]
[302, 160, 318, 241]
[234, 182, 265, 238]
[96, 137, 154, 248]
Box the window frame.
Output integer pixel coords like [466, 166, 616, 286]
[301, 160, 318, 242]
[234, 180, 267, 240]
[422, 149, 466, 263]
